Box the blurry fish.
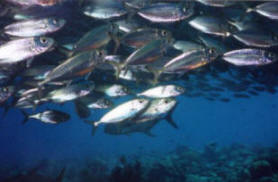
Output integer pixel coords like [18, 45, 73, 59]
[137, 85, 184, 98]
[198, 34, 229, 54]
[21, 65, 55, 80]
[85, 98, 150, 135]
[138, 3, 194, 23]
[39, 50, 106, 86]
[21, 109, 70, 124]
[4, 18, 66, 37]
[95, 84, 129, 97]
[66, 24, 119, 56]
[0, 86, 14, 104]
[84, 2, 127, 19]
[149, 48, 218, 82]
[114, 38, 173, 77]
[232, 30, 278, 48]
[46, 81, 95, 103]
[247, 2, 278, 20]
[78, 95, 113, 109]
[104, 97, 178, 136]
[223, 49, 278, 66]
[196, 0, 235, 7]
[115, 19, 141, 33]
[74, 99, 91, 119]
[0, 37, 54, 65]
[121, 28, 172, 49]
[173, 40, 204, 52]
[189, 16, 236, 37]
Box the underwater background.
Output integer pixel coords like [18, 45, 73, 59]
[1, 0, 278, 182]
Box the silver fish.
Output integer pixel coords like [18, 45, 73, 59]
[22, 110, 70, 124]
[0, 37, 54, 64]
[223, 49, 278, 66]
[137, 85, 184, 98]
[138, 3, 193, 23]
[4, 18, 66, 37]
[247, 2, 278, 20]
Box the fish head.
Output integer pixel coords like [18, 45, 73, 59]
[264, 51, 278, 64]
[134, 98, 150, 110]
[46, 18, 66, 32]
[170, 85, 185, 96]
[206, 47, 219, 61]
[33, 36, 55, 54]
[155, 97, 177, 113]
[92, 49, 107, 63]
[95, 98, 114, 109]
[157, 29, 172, 40]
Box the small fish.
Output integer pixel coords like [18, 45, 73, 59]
[78, 95, 113, 109]
[189, 16, 236, 37]
[85, 98, 150, 135]
[232, 30, 278, 48]
[39, 50, 106, 86]
[137, 85, 184, 98]
[6, 0, 63, 7]
[0, 37, 54, 65]
[173, 40, 204, 52]
[149, 48, 218, 82]
[46, 81, 95, 103]
[0, 86, 14, 104]
[21, 65, 55, 80]
[247, 2, 278, 20]
[21, 109, 70, 124]
[95, 84, 129, 97]
[68, 24, 119, 55]
[196, 0, 235, 7]
[104, 98, 178, 136]
[114, 19, 141, 33]
[120, 28, 172, 48]
[223, 49, 278, 66]
[84, 2, 127, 19]
[138, 3, 193, 23]
[4, 18, 66, 37]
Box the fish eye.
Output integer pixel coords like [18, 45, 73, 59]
[182, 7, 188, 12]
[161, 30, 167, 37]
[97, 50, 103, 57]
[139, 99, 144, 104]
[164, 99, 169, 104]
[40, 37, 48, 45]
[52, 19, 58, 25]
[2, 87, 8, 92]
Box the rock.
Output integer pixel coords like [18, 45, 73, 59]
[250, 160, 273, 179]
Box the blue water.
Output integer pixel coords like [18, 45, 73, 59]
[1, 90, 278, 167]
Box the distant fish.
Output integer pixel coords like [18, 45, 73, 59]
[137, 85, 185, 98]
[95, 84, 129, 97]
[4, 18, 66, 37]
[223, 49, 278, 66]
[138, 3, 194, 23]
[21, 109, 70, 124]
[247, 2, 278, 20]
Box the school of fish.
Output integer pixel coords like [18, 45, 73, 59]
[0, 0, 278, 136]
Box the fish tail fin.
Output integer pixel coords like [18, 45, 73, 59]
[146, 65, 162, 85]
[21, 110, 29, 124]
[56, 167, 66, 182]
[165, 108, 178, 129]
[84, 120, 99, 136]
[57, 44, 74, 57]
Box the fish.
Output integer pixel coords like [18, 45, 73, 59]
[0, 37, 54, 65]
[137, 85, 185, 98]
[4, 18, 66, 37]
[104, 97, 178, 136]
[39, 50, 106, 86]
[67, 24, 119, 56]
[247, 2, 278, 20]
[120, 28, 172, 49]
[232, 30, 278, 48]
[138, 2, 194, 23]
[95, 84, 129, 97]
[148, 48, 219, 83]
[223, 49, 278, 66]
[21, 109, 70, 124]
[196, 0, 235, 7]
[85, 98, 150, 135]
[5, 0, 64, 7]
[0, 86, 14, 104]
[21, 65, 56, 80]
[173, 40, 204, 52]
[77, 95, 113, 109]
[189, 16, 236, 37]
[83, 2, 127, 19]
[46, 81, 95, 103]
